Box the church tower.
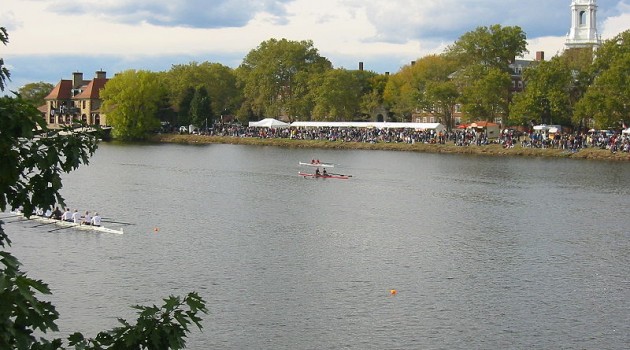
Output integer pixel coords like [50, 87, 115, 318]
[566, 0, 601, 49]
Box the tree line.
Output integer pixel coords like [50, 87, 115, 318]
[18, 26, 630, 140]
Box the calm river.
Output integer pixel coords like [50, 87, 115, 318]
[5, 143, 630, 349]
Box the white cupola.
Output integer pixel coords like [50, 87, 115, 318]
[566, 0, 601, 49]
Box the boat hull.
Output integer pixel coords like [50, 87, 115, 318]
[19, 214, 124, 234]
[298, 172, 349, 179]
[299, 162, 335, 168]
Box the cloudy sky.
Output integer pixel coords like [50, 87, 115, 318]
[2, 0, 629, 91]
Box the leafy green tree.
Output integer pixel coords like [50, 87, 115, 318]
[237, 38, 332, 120]
[360, 74, 389, 121]
[0, 27, 8, 91]
[575, 54, 630, 129]
[1, 27, 207, 349]
[165, 62, 241, 122]
[383, 63, 418, 119]
[100, 70, 165, 140]
[446, 25, 527, 123]
[178, 87, 195, 127]
[189, 86, 213, 129]
[17, 81, 55, 107]
[457, 65, 512, 122]
[509, 56, 575, 127]
[573, 30, 630, 129]
[384, 55, 459, 124]
[446, 24, 528, 71]
[311, 69, 376, 121]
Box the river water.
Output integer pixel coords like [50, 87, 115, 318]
[4, 143, 630, 349]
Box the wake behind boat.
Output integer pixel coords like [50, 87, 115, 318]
[17, 214, 124, 234]
[298, 171, 350, 179]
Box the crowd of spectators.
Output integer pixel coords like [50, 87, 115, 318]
[186, 123, 630, 154]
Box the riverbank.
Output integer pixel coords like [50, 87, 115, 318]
[148, 134, 630, 161]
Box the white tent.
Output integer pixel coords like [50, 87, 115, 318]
[290, 121, 444, 132]
[622, 128, 630, 135]
[248, 118, 290, 128]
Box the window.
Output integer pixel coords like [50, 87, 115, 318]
[579, 11, 586, 25]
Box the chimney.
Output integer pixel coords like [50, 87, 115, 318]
[359, 62, 364, 71]
[411, 61, 416, 66]
[536, 51, 545, 61]
[72, 72, 83, 89]
[95, 70, 107, 79]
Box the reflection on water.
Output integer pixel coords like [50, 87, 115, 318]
[5, 144, 630, 349]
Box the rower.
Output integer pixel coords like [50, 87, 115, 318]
[322, 169, 328, 176]
[91, 212, 102, 227]
[50, 206, 63, 220]
[61, 207, 72, 222]
[315, 168, 321, 176]
[83, 211, 92, 225]
[72, 209, 81, 224]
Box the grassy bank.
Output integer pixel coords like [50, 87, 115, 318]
[148, 134, 630, 161]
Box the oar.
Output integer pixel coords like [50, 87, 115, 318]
[48, 225, 78, 233]
[329, 173, 353, 177]
[32, 220, 60, 228]
[0, 213, 23, 219]
[101, 219, 134, 226]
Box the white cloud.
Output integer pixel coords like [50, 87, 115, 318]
[2, 0, 630, 90]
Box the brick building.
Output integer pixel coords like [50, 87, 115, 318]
[43, 70, 109, 128]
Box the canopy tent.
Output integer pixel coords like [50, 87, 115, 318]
[289, 121, 445, 132]
[248, 118, 290, 128]
[622, 128, 630, 135]
[533, 124, 562, 133]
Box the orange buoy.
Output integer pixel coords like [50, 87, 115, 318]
[390, 289, 397, 295]
[153, 227, 159, 232]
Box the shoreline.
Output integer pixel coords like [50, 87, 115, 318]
[147, 134, 630, 161]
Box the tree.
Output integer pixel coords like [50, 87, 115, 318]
[0, 27, 8, 91]
[237, 38, 332, 120]
[509, 56, 575, 127]
[360, 74, 389, 121]
[1, 27, 207, 349]
[100, 70, 165, 140]
[18, 82, 55, 107]
[446, 25, 527, 123]
[311, 69, 375, 121]
[178, 87, 195, 127]
[446, 24, 528, 71]
[189, 86, 213, 129]
[575, 54, 630, 129]
[573, 30, 630, 129]
[457, 65, 512, 122]
[383, 55, 459, 124]
[165, 62, 241, 122]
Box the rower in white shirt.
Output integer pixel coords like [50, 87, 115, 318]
[90, 212, 102, 227]
[83, 211, 92, 225]
[72, 209, 81, 224]
[44, 208, 52, 217]
[61, 208, 72, 222]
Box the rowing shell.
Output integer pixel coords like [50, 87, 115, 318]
[19, 214, 124, 234]
[299, 162, 335, 168]
[298, 172, 350, 179]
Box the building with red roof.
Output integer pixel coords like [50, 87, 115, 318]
[43, 70, 109, 128]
